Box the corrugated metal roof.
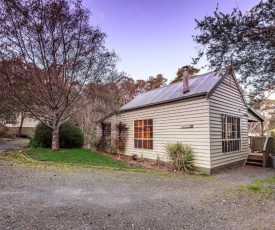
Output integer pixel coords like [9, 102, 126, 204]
[121, 71, 224, 111]
[248, 107, 264, 122]
[96, 70, 264, 123]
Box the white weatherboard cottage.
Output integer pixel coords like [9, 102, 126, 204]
[3, 113, 38, 138]
[98, 70, 263, 173]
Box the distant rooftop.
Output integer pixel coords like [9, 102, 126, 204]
[121, 71, 225, 111]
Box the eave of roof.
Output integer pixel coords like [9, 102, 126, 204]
[248, 107, 264, 122]
[95, 111, 118, 124]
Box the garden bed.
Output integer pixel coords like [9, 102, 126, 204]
[97, 151, 174, 172]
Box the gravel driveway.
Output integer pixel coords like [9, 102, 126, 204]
[0, 159, 274, 230]
[0, 138, 29, 153]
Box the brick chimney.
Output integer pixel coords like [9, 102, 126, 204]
[182, 67, 190, 94]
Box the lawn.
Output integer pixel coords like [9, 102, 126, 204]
[27, 148, 133, 169]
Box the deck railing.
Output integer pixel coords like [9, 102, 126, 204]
[250, 136, 265, 152]
[250, 136, 274, 168]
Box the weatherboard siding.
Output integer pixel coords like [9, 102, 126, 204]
[209, 74, 249, 169]
[113, 96, 211, 169]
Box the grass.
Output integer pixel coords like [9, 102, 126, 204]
[236, 177, 275, 199]
[255, 177, 275, 183]
[247, 184, 263, 191]
[186, 171, 210, 177]
[26, 148, 135, 170]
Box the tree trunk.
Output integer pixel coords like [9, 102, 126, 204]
[85, 133, 92, 149]
[52, 120, 60, 151]
[18, 112, 26, 137]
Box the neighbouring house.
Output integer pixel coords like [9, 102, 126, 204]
[97, 70, 264, 173]
[1, 113, 38, 138]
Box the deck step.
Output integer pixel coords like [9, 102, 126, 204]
[247, 155, 263, 161]
[246, 160, 263, 167]
[245, 152, 266, 167]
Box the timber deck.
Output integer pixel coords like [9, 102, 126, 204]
[247, 136, 274, 168]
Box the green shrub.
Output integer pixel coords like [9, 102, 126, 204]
[59, 122, 84, 148]
[33, 122, 83, 148]
[34, 122, 52, 147]
[165, 142, 194, 171]
[27, 139, 43, 148]
[105, 136, 116, 153]
[91, 138, 99, 150]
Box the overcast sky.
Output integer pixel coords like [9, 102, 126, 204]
[82, 0, 260, 82]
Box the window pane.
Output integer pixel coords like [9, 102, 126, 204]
[222, 116, 226, 140]
[148, 140, 153, 149]
[135, 131, 142, 138]
[143, 131, 149, 138]
[148, 119, 153, 125]
[228, 140, 233, 152]
[237, 118, 241, 138]
[138, 139, 142, 148]
[134, 124, 142, 138]
[143, 140, 148, 149]
[134, 120, 142, 127]
[222, 141, 227, 153]
[144, 126, 153, 138]
[142, 140, 153, 149]
[134, 139, 142, 149]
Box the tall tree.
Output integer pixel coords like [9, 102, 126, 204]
[116, 73, 167, 103]
[146, 74, 167, 91]
[249, 98, 275, 133]
[192, 0, 274, 96]
[73, 81, 121, 148]
[0, 0, 116, 151]
[116, 74, 140, 104]
[170, 66, 200, 84]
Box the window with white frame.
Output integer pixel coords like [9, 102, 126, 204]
[134, 119, 153, 149]
[222, 115, 241, 153]
[5, 114, 17, 125]
[104, 123, 111, 137]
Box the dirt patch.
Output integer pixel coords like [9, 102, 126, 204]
[98, 151, 173, 172]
